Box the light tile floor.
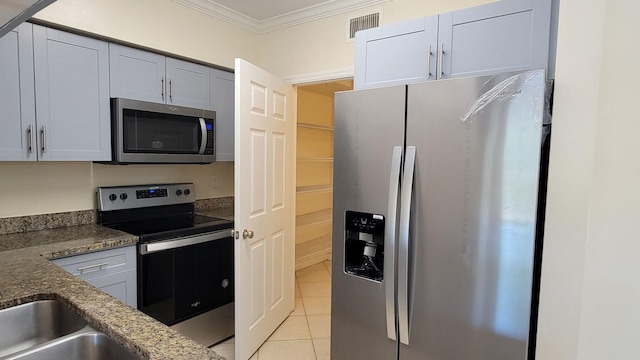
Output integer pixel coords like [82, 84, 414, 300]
[211, 260, 332, 360]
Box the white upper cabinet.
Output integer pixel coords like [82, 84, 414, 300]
[110, 44, 210, 109]
[438, 0, 553, 79]
[109, 45, 166, 104]
[0, 23, 36, 161]
[354, 0, 554, 89]
[33, 25, 111, 161]
[166, 57, 210, 109]
[209, 68, 235, 161]
[354, 16, 439, 89]
[0, 24, 110, 162]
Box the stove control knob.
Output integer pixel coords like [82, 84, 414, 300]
[184, 189, 191, 196]
[120, 193, 128, 200]
[108, 194, 117, 201]
[176, 189, 183, 196]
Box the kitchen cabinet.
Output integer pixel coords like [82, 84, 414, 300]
[0, 23, 35, 161]
[210, 68, 234, 161]
[1, 24, 111, 161]
[354, 0, 554, 89]
[354, 16, 439, 89]
[110, 44, 210, 109]
[32, 24, 111, 161]
[52, 246, 137, 308]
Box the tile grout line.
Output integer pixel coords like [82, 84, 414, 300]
[302, 274, 320, 360]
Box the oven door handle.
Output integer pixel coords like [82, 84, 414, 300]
[140, 230, 230, 255]
[199, 118, 207, 155]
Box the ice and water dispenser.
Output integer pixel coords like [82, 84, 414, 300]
[344, 211, 385, 282]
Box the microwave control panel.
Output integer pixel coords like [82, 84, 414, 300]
[205, 119, 214, 155]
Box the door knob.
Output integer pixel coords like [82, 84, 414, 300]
[243, 229, 254, 239]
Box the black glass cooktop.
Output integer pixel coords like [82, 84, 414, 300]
[98, 204, 233, 243]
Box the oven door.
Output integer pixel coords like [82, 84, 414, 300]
[112, 98, 215, 164]
[138, 230, 233, 325]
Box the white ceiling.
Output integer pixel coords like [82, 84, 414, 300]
[173, 0, 389, 33]
[211, 0, 331, 22]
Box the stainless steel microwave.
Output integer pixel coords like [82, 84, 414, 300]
[110, 98, 215, 164]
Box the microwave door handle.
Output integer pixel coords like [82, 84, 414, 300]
[199, 118, 207, 154]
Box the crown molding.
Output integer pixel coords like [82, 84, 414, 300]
[283, 67, 354, 85]
[173, 0, 390, 34]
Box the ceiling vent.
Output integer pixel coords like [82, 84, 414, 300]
[347, 11, 380, 40]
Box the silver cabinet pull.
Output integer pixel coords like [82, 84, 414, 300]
[242, 229, 254, 239]
[438, 43, 445, 78]
[161, 77, 165, 101]
[78, 262, 109, 274]
[27, 125, 34, 154]
[426, 45, 432, 79]
[40, 126, 46, 154]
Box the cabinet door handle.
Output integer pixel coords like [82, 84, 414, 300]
[77, 262, 109, 274]
[438, 43, 445, 79]
[426, 45, 432, 79]
[27, 125, 34, 154]
[161, 77, 165, 101]
[40, 126, 46, 154]
[169, 79, 173, 102]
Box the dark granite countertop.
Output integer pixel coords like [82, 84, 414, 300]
[0, 224, 224, 360]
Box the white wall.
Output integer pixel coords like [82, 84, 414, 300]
[537, 0, 640, 358]
[33, 0, 260, 69]
[259, 0, 494, 78]
[0, 162, 234, 218]
[1, 0, 497, 218]
[5, 1, 640, 357]
[0, 0, 250, 218]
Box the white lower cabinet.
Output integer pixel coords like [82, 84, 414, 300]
[52, 245, 137, 308]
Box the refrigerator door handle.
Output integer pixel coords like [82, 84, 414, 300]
[385, 146, 403, 341]
[398, 145, 416, 345]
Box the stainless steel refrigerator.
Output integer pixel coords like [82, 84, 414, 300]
[331, 69, 550, 360]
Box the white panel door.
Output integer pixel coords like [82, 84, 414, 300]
[234, 58, 296, 360]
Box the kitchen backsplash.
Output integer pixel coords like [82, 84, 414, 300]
[0, 196, 234, 235]
[194, 197, 233, 211]
[0, 210, 95, 235]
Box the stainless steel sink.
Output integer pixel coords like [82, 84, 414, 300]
[3, 332, 139, 360]
[0, 300, 139, 360]
[0, 300, 86, 357]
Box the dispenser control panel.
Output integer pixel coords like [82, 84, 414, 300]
[344, 211, 385, 282]
[345, 211, 385, 245]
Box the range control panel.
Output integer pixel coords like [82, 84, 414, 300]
[98, 183, 195, 211]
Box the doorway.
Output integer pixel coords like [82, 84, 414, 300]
[295, 80, 353, 270]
